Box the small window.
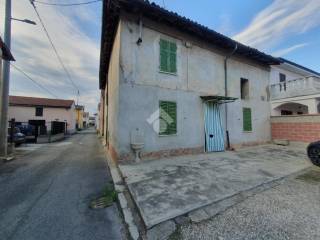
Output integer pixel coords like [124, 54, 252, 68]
[159, 39, 177, 74]
[35, 107, 43, 117]
[279, 73, 286, 91]
[243, 108, 252, 132]
[159, 101, 177, 135]
[240, 78, 249, 100]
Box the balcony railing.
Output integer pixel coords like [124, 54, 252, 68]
[270, 76, 320, 100]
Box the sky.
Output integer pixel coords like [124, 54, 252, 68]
[1, 0, 319, 114]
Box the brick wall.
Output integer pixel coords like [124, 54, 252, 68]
[271, 115, 320, 143]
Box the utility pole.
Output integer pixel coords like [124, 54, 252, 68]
[0, 0, 35, 157]
[0, 0, 12, 157]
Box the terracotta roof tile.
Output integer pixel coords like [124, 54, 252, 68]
[9, 96, 74, 108]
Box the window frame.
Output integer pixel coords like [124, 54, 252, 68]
[35, 106, 43, 117]
[279, 73, 287, 91]
[159, 100, 177, 136]
[240, 78, 249, 100]
[159, 39, 177, 75]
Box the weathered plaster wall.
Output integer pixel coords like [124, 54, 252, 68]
[226, 61, 271, 146]
[114, 17, 271, 159]
[105, 21, 121, 153]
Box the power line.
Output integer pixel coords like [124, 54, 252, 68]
[29, 0, 80, 98]
[33, 0, 102, 7]
[11, 64, 59, 98]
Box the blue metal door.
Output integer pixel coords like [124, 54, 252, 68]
[205, 102, 225, 152]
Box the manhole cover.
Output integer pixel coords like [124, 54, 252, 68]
[90, 196, 114, 209]
[90, 185, 117, 209]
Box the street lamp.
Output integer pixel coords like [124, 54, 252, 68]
[0, 0, 37, 158]
[11, 18, 37, 25]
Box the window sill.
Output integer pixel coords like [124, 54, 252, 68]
[159, 70, 178, 76]
[159, 134, 177, 137]
[243, 131, 253, 133]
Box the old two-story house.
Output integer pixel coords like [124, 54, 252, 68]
[8, 96, 76, 135]
[99, 0, 281, 162]
[270, 58, 320, 116]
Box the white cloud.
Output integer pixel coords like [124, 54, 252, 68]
[272, 43, 309, 57]
[216, 14, 234, 36]
[0, 1, 102, 114]
[233, 0, 320, 51]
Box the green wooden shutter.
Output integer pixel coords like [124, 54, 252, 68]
[160, 39, 177, 73]
[169, 42, 177, 73]
[159, 101, 177, 135]
[159, 101, 168, 134]
[243, 108, 252, 131]
[160, 39, 168, 72]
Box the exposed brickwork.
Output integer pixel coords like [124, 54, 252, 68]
[272, 122, 320, 143]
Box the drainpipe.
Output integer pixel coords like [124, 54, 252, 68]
[224, 43, 238, 149]
[136, 16, 143, 45]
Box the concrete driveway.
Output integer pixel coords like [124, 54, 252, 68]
[178, 167, 320, 240]
[119, 145, 311, 228]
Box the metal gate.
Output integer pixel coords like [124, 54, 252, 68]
[204, 102, 225, 152]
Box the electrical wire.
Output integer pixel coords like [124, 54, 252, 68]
[11, 64, 59, 98]
[29, 0, 80, 98]
[33, 0, 102, 7]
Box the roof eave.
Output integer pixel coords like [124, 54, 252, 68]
[99, 0, 282, 89]
[279, 57, 320, 76]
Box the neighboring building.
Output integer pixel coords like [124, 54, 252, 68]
[8, 96, 76, 134]
[270, 58, 320, 116]
[83, 112, 90, 128]
[89, 115, 97, 127]
[269, 59, 320, 144]
[75, 105, 84, 129]
[99, 0, 281, 162]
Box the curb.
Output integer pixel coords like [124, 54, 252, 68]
[105, 151, 140, 240]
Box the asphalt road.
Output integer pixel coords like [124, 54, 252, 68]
[0, 129, 125, 240]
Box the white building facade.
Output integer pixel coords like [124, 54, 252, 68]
[8, 96, 76, 134]
[270, 58, 320, 116]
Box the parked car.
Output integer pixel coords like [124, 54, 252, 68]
[7, 127, 26, 146]
[16, 124, 36, 141]
[307, 141, 320, 166]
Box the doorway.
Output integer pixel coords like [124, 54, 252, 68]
[204, 102, 225, 152]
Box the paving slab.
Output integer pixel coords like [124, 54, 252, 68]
[119, 145, 311, 228]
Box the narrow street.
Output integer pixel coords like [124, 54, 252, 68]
[0, 129, 125, 240]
